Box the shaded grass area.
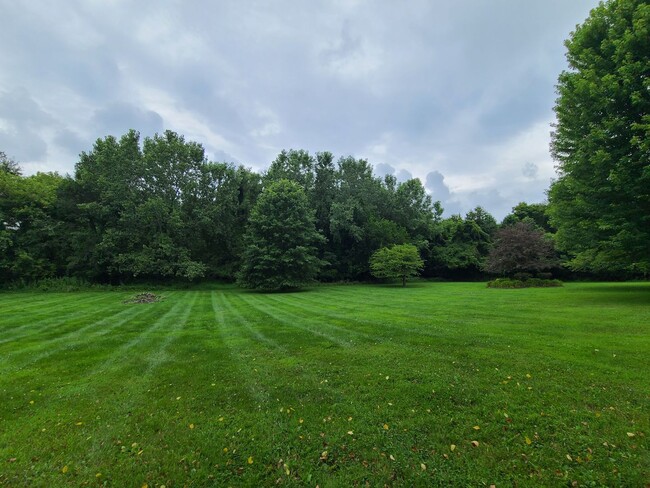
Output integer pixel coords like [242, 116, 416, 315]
[0, 282, 648, 486]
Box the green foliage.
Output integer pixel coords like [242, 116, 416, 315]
[370, 243, 424, 287]
[0, 168, 65, 283]
[486, 277, 563, 288]
[501, 202, 554, 233]
[237, 180, 325, 291]
[549, 0, 650, 274]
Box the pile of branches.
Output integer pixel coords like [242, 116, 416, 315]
[123, 292, 164, 304]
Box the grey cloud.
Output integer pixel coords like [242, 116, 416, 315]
[374, 163, 395, 178]
[0, 87, 54, 128]
[0, 88, 54, 161]
[0, 0, 600, 217]
[425, 170, 463, 216]
[54, 129, 89, 158]
[91, 102, 163, 139]
[0, 127, 48, 162]
[522, 162, 538, 179]
[395, 169, 412, 183]
[211, 149, 239, 164]
[425, 171, 451, 201]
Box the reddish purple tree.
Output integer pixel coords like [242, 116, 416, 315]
[485, 222, 558, 276]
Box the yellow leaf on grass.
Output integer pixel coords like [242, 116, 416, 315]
[526, 373, 532, 378]
[142, 484, 148, 488]
[389, 454, 395, 461]
[471, 441, 479, 447]
[383, 424, 389, 430]
[566, 454, 573, 461]
[473, 425, 480, 430]
[218, 417, 224, 422]
[61, 465, 68, 474]
[450, 444, 456, 451]
[525, 436, 532, 445]
[347, 431, 354, 435]
[189, 424, 194, 429]
[420, 463, 427, 471]
[299, 418, 304, 424]
[247, 456, 254, 464]
[627, 432, 635, 438]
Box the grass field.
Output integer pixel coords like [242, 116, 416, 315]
[0, 282, 648, 487]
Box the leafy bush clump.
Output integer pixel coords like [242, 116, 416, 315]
[7, 277, 110, 292]
[487, 278, 563, 289]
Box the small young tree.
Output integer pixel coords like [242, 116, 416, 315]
[370, 243, 424, 287]
[485, 221, 557, 276]
[237, 179, 325, 291]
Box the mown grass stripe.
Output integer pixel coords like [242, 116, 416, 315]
[238, 293, 353, 348]
[2, 302, 161, 372]
[212, 291, 271, 405]
[0, 293, 121, 344]
[217, 291, 286, 351]
[85, 294, 189, 377]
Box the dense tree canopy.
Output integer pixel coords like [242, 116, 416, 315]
[549, 0, 650, 274]
[485, 222, 558, 276]
[237, 179, 324, 291]
[370, 244, 424, 287]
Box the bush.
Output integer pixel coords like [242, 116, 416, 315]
[487, 278, 563, 289]
[7, 276, 110, 292]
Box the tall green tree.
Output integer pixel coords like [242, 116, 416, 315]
[501, 202, 554, 233]
[237, 179, 324, 291]
[549, 0, 650, 274]
[0, 167, 65, 283]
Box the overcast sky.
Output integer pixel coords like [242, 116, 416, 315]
[0, 0, 599, 219]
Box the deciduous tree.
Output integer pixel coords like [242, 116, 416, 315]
[549, 0, 650, 274]
[237, 179, 325, 291]
[370, 243, 424, 287]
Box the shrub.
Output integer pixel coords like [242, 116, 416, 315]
[487, 278, 563, 289]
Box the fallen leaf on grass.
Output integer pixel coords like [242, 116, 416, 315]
[347, 431, 354, 435]
[189, 424, 194, 429]
[471, 441, 479, 447]
[247, 456, 254, 464]
[450, 444, 456, 451]
[525, 436, 532, 445]
[420, 463, 427, 471]
[626, 432, 635, 438]
[389, 454, 395, 461]
[8, 458, 17, 463]
[566, 454, 573, 461]
[473, 425, 480, 430]
[61, 465, 68, 473]
[383, 424, 389, 430]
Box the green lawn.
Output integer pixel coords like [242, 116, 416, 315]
[0, 282, 648, 487]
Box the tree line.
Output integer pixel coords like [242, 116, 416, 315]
[0, 135, 561, 287]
